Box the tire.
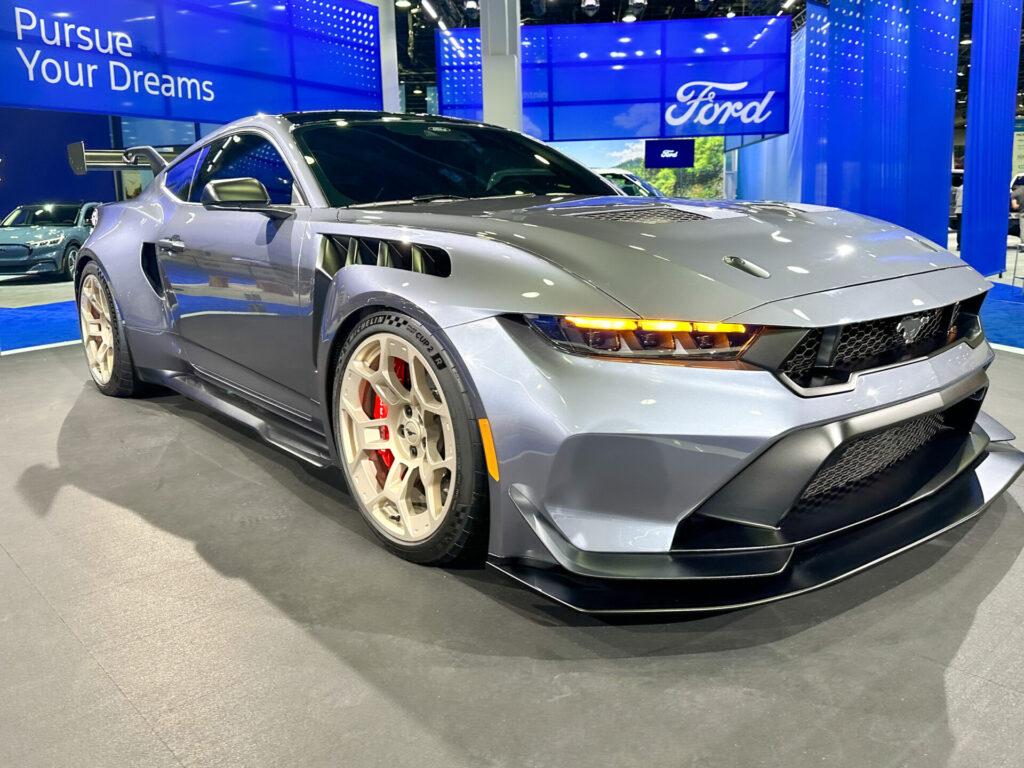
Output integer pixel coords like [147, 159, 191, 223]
[60, 243, 80, 282]
[332, 311, 489, 565]
[76, 261, 141, 397]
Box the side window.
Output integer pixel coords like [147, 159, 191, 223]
[80, 205, 97, 226]
[162, 148, 206, 201]
[189, 133, 295, 205]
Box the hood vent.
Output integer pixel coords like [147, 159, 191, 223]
[323, 235, 451, 278]
[569, 206, 710, 224]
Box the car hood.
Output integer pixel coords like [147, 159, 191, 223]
[338, 196, 968, 320]
[0, 225, 68, 244]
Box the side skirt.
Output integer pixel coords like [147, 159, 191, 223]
[144, 368, 334, 468]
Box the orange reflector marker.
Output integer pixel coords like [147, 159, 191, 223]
[564, 316, 638, 331]
[638, 319, 693, 332]
[692, 322, 746, 333]
[478, 418, 500, 481]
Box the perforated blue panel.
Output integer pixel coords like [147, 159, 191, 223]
[789, 0, 960, 245]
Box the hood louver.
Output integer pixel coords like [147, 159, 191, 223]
[569, 207, 710, 224]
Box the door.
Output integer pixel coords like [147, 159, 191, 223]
[156, 132, 317, 415]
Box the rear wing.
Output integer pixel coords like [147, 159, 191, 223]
[67, 141, 185, 176]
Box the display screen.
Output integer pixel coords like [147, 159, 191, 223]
[437, 16, 790, 141]
[0, 0, 383, 122]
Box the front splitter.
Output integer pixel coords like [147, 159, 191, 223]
[488, 444, 1024, 613]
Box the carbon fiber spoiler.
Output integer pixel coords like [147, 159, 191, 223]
[67, 141, 184, 176]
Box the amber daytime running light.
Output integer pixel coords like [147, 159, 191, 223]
[525, 315, 762, 360]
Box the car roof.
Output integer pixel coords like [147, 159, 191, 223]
[279, 110, 482, 127]
[13, 202, 97, 210]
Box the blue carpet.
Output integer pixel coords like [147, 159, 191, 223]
[0, 300, 78, 352]
[980, 283, 1024, 349]
[0, 288, 1022, 353]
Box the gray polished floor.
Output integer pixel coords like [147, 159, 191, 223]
[1, 345, 1023, 768]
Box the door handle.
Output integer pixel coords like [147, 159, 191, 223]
[157, 238, 186, 253]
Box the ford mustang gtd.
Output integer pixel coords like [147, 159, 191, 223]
[67, 112, 1023, 613]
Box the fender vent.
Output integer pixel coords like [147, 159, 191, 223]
[140, 242, 164, 297]
[325, 235, 451, 278]
[571, 206, 710, 224]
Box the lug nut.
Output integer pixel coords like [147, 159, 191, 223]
[410, 446, 418, 458]
[397, 425, 405, 437]
[404, 405, 413, 417]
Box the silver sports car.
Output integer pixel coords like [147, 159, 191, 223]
[68, 111, 1024, 613]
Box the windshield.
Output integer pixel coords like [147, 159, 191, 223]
[293, 119, 612, 206]
[1, 204, 80, 227]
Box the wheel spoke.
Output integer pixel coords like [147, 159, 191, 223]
[409, 358, 445, 414]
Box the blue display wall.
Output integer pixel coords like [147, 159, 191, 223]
[0, 0, 383, 122]
[736, 0, 961, 247]
[961, 0, 1024, 276]
[437, 16, 791, 141]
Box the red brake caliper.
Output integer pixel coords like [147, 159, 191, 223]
[373, 359, 408, 469]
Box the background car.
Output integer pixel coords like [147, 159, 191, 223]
[594, 168, 665, 197]
[0, 201, 100, 281]
[68, 112, 1023, 613]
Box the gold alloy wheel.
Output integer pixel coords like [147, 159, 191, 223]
[338, 332, 457, 543]
[79, 273, 115, 385]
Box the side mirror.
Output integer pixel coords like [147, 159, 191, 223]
[201, 177, 271, 207]
[200, 177, 293, 220]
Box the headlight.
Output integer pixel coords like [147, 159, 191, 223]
[525, 314, 763, 361]
[27, 235, 64, 248]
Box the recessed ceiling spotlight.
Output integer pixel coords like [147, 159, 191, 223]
[581, 0, 599, 17]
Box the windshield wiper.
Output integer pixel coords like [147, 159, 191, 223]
[410, 194, 471, 202]
[348, 194, 472, 208]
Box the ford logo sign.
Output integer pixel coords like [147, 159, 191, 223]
[665, 80, 775, 128]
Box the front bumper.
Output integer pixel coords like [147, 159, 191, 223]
[446, 314, 1022, 613]
[0, 246, 61, 275]
[491, 440, 1023, 613]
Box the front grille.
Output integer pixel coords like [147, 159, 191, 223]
[0, 245, 31, 259]
[832, 308, 946, 367]
[779, 302, 963, 387]
[571, 207, 710, 224]
[797, 413, 946, 508]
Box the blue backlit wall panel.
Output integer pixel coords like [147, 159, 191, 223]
[739, 1, 959, 245]
[734, 25, 806, 202]
[813, 0, 959, 245]
[437, 17, 791, 141]
[961, 0, 1024, 275]
[0, 0, 383, 122]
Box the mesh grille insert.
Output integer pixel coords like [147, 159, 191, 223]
[572, 207, 710, 224]
[779, 304, 957, 388]
[795, 413, 947, 511]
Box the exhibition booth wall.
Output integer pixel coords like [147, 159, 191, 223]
[1, 0, 1022, 352]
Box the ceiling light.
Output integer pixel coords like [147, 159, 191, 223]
[625, 0, 646, 21]
[395, 0, 411, 7]
[727, 10, 736, 17]
[464, 0, 479, 17]
[422, 0, 438, 19]
[581, 0, 599, 16]
[960, 38, 971, 45]
[781, 0, 795, 8]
